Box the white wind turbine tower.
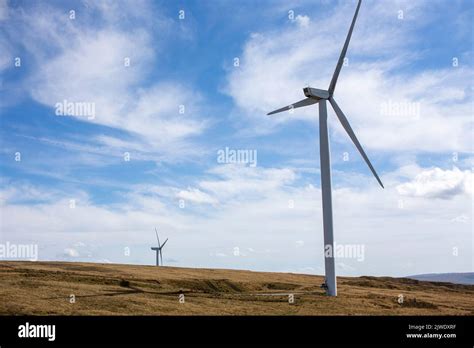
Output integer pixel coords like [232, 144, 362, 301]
[151, 228, 168, 266]
[267, 0, 383, 296]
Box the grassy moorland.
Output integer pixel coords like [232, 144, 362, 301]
[1, 261, 473, 315]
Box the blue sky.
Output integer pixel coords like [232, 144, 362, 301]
[0, 0, 472, 276]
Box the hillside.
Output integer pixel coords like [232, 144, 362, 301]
[1, 261, 473, 315]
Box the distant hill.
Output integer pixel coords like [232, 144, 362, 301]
[407, 273, 474, 285]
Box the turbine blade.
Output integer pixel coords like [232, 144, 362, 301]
[329, 97, 384, 188]
[267, 98, 319, 115]
[328, 0, 362, 95]
[160, 250, 163, 266]
[155, 228, 160, 248]
[161, 238, 168, 248]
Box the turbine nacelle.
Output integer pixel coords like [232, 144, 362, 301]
[303, 87, 330, 100]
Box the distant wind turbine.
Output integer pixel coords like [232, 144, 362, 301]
[267, 0, 383, 296]
[151, 228, 168, 266]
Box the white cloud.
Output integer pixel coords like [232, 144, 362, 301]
[295, 240, 305, 247]
[332, 68, 471, 153]
[0, 0, 7, 22]
[226, 1, 422, 119]
[396, 167, 472, 199]
[224, 1, 472, 153]
[0, 0, 12, 81]
[1, 162, 470, 276]
[176, 188, 218, 205]
[2, 1, 207, 160]
[0, 182, 86, 205]
[199, 164, 296, 201]
[295, 15, 310, 28]
[451, 214, 469, 223]
[63, 248, 79, 257]
[0, 37, 10, 72]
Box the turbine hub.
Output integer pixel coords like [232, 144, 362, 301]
[303, 87, 330, 100]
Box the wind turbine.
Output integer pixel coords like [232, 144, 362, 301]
[151, 228, 168, 266]
[267, 0, 383, 296]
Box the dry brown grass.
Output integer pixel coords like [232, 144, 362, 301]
[1, 261, 473, 315]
